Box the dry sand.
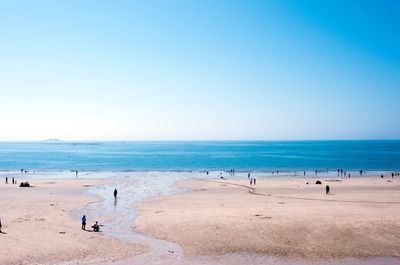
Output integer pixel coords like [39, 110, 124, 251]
[0, 179, 144, 265]
[2, 176, 400, 265]
[134, 176, 400, 262]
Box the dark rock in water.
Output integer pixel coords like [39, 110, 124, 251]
[315, 180, 322, 184]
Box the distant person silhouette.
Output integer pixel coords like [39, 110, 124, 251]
[253, 178, 256, 185]
[326, 185, 330, 195]
[114, 188, 118, 199]
[5, 177, 8, 184]
[81, 215, 86, 230]
[250, 178, 253, 185]
[248, 173, 250, 179]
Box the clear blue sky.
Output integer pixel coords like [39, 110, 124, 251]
[0, 0, 399, 140]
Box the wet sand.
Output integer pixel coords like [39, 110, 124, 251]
[0, 178, 144, 265]
[135, 177, 400, 263]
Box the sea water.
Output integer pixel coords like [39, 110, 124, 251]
[0, 140, 399, 172]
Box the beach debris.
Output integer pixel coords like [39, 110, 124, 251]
[315, 180, 322, 184]
[59, 231, 66, 234]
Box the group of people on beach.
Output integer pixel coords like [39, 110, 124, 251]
[4, 177, 17, 185]
[80, 189, 118, 232]
[81, 215, 100, 232]
[247, 173, 257, 186]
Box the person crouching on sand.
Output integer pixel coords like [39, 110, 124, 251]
[92, 221, 99, 232]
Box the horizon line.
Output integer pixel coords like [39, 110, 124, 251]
[0, 138, 400, 142]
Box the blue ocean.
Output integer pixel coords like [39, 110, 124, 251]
[0, 140, 399, 172]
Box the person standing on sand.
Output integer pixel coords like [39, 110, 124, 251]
[248, 173, 250, 179]
[81, 215, 86, 230]
[326, 185, 330, 195]
[253, 178, 256, 185]
[250, 178, 253, 185]
[12, 177, 14, 184]
[5, 177, 8, 184]
[114, 188, 118, 199]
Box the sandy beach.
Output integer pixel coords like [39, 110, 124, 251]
[0, 178, 144, 265]
[135, 176, 400, 263]
[1, 174, 400, 265]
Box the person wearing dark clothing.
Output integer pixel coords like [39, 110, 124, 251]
[81, 215, 86, 230]
[92, 221, 99, 232]
[12, 177, 14, 184]
[250, 178, 253, 185]
[114, 188, 118, 199]
[326, 185, 330, 195]
[5, 177, 8, 184]
[253, 178, 256, 185]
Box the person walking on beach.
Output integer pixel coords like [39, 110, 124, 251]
[5, 177, 8, 184]
[253, 178, 256, 186]
[76, 170, 78, 178]
[248, 173, 250, 179]
[114, 188, 118, 199]
[81, 215, 86, 230]
[250, 178, 253, 185]
[12, 177, 14, 184]
[326, 185, 330, 195]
